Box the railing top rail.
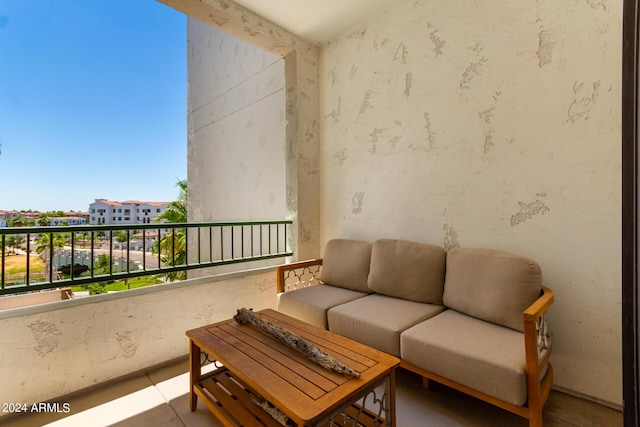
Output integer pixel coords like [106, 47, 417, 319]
[0, 220, 293, 235]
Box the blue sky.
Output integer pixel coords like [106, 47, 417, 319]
[0, 0, 187, 212]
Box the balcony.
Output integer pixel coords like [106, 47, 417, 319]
[0, 221, 291, 413]
[0, 221, 623, 426]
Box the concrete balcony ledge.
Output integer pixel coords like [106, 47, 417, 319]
[0, 266, 279, 412]
[0, 287, 72, 311]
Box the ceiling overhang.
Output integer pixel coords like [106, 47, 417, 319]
[230, 0, 405, 45]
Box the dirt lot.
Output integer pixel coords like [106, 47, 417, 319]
[3, 253, 45, 276]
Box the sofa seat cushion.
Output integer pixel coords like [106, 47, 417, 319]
[401, 309, 528, 405]
[277, 284, 368, 329]
[321, 239, 373, 293]
[367, 239, 447, 304]
[327, 294, 445, 357]
[443, 247, 542, 332]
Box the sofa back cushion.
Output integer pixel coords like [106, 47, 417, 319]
[367, 239, 447, 304]
[320, 239, 373, 293]
[443, 247, 542, 332]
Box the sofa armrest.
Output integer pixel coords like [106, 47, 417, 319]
[276, 259, 323, 293]
[523, 285, 554, 360]
[523, 285, 554, 415]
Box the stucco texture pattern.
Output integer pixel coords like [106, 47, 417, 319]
[318, 0, 621, 405]
[188, 20, 286, 223]
[185, 11, 320, 261]
[0, 272, 277, 408]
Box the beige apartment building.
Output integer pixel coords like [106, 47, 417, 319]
[89, 199, 169, 225]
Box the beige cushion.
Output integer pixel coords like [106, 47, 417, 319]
[368, 239, 446, 304]
[320, 239, 372, 293]
[327, 294, 445, 357]
[401, 310, 528, 405]
[443, 247, 542, 332]
[277, 285, 368, 329]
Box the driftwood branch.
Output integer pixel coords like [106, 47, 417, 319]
[251, 396, 292, 426]
[234, 308, 361, 378]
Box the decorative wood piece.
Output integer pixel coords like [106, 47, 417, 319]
[234, 308, 361, 378]
[251, 396, 292, 426]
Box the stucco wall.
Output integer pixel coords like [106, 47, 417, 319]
[0, 269, 277, 410]
[318, 0, 622, 405]
[186, 20, 293, 277]
[179, 5, 321, 261]
[188, 19, 286, 223]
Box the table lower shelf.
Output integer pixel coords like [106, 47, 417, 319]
[194, 367, 387, 427]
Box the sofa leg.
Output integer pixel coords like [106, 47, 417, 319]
[528, 409, 543, 427]
[422, 377, 430, 389]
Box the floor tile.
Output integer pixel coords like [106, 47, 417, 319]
[0, 357, 623, 427]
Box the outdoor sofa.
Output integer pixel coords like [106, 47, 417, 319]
[276, 238, 554, 427]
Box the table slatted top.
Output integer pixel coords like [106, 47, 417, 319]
[187, 309, 399, 424]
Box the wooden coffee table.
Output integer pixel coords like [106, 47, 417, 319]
[187, 309, 400, 426]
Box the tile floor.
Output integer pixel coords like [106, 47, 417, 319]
[2, 357, 623, 427]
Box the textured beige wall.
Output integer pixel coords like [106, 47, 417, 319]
[186, 20, 291, 277]
[318, 0, 622, 405]
[188, 19, 286, 222]
[165, 0, 321, 261]
[170, 0, 622, 405]
[0, 270, 277, 410]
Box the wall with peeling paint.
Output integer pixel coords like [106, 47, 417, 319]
[187, 19, 286, 223]
[0, 270, 277, 410]
[318, 0, 622, 405]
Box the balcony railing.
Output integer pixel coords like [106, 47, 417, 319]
[0, 221, 292, 296]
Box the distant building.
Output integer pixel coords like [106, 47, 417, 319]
[0, 210, 90, 227]
[0, 210, 37, 225]
[0, 210, 21, 221]
[66, 211, 90, 220]
[89, 199, 170, 225]
[36, 217, 87, 226]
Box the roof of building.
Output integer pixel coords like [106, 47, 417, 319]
[48, 216, 86, 221]
[91, 199, 169, 207]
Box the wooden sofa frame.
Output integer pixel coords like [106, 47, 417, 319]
[277, 258, 555, 427]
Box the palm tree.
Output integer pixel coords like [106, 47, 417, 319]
[8, 216, 24, 227]
[37, 215, 51, 227]
[35, 234, 65, 280]
[35, 233, 65, 254]
[76, 231, 89, 248]
[6, 234, 26, 254]
[113, 230, 130, 287]
[154, 179, 187, 281]
[114, 230, 129, 258]
[156, 179, 187, 223]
